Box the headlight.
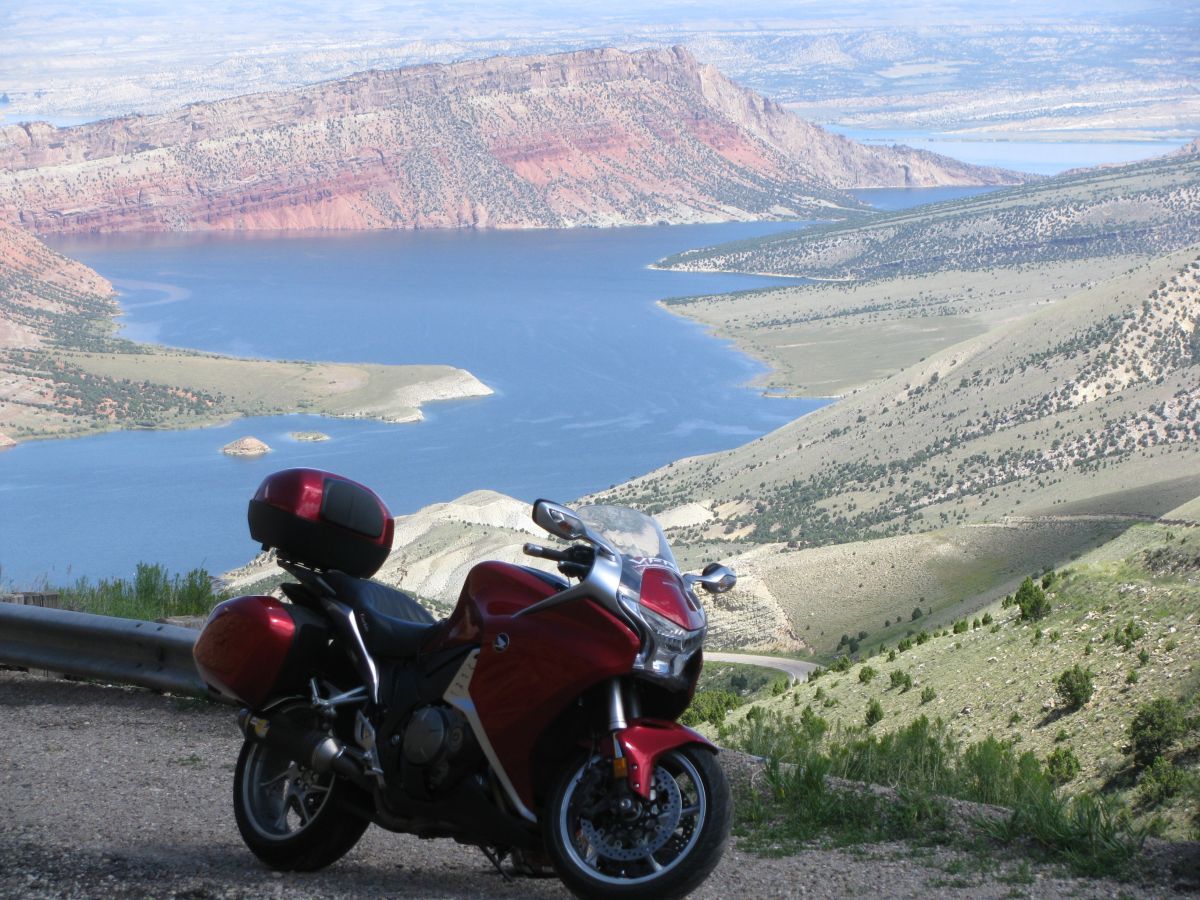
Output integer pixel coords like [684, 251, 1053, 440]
[619, 588, 705, 684]
[639, 605, 705, 654]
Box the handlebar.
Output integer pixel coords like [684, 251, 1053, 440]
[523, 542, 594, 579]
[523, 542, 569, 562]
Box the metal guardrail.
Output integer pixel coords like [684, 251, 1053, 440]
[0, 602, 217, 699]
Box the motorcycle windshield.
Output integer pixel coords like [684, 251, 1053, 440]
[576, 504, 677, 572]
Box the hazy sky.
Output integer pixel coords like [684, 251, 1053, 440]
[3, 0, 1195, 125]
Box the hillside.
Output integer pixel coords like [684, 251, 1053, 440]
[722, 500, 1200, 839]
[0, 47, 1023, 235]
[605, 244, 1200, 541]
[660, 152, 1200, 277]
[0, 221, 490, 441]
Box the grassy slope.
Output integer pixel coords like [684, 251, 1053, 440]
[725, 502, 1200, 837]
[662, 255, 1138, 397]
[602, 246, 1200, 548]
[658, 152, 1200, 278]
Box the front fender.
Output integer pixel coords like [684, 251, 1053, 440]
[613, 718, 716, 799]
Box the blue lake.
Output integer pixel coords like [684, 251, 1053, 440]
[829, 129, 1188, 176]
[2, 222, 821, 587]
[0, 135, 1165, 587]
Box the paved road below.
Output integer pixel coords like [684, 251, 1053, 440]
[705, 652, 819, 684]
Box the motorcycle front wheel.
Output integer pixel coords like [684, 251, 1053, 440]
[233, 734, 369, 871]
[544, 746, 730, 899]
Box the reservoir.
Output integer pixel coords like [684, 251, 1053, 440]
[2, 222, 819, 586]
[0, 137, 1165, 587]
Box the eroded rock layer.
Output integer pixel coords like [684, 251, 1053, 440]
[0, 47, 1023, 234]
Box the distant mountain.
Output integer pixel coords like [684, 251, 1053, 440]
[0, 47, 1024, 235]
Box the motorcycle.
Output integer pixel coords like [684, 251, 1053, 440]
[193, 468, 738, 898]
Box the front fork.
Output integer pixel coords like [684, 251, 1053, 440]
[604, 677, 714, 800]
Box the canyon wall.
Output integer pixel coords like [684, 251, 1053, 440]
[0, 47, 1024, 234]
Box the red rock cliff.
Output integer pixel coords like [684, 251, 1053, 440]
[0, 47, 1025, 234]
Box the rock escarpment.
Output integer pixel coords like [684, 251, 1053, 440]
[0, 47, 1024, 235]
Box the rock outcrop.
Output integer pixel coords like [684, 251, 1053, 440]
[221, 436, 271, 457]
[0, 47, 1025, 235]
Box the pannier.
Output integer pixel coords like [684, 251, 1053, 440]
[193, 595, 331, 707]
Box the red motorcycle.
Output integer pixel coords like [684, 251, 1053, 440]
[193, 468, 737, 898]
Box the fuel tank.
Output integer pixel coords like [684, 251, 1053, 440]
[428, 561, 640, 807]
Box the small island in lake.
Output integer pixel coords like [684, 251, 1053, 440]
[222, 436, 271, 457]
[289, 431, 330, 442]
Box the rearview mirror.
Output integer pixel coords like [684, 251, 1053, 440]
[684, 563, 737, 594]
[532, 499, 586, 541]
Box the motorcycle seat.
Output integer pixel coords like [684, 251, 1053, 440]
[323, 571, 438, 658]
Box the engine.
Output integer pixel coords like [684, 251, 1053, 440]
[380, 704, 480, 800]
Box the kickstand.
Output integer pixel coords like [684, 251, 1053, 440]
[480, 846, 513, 882]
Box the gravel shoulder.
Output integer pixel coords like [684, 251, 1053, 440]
[0, 671, 1177, 899]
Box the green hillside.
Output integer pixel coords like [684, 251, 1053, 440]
[719, 503, 1200, 840]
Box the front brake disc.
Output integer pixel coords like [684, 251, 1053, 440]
[579, 765, 683, 861]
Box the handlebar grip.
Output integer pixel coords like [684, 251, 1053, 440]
[523, 542, 564, 561]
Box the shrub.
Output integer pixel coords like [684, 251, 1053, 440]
[1055, 665, 1095, 711]
[60, 562, 219, 620]
[858, 665, 877, 684]
[1115, 621, 1146, 651]
[981, 612, 993, 626]
[915, 630, 931, 645]
[889, 670, 913, 691]
[953, 619, 968, 634]
[680, 690, 741, 727]
[1136, 756, 1186, 807]
[1015, 576, 1050, 622]
[897, 638, 913, 653]
[1045, 746, 1081, 785]
[1129, 698, 1186, 767]
[865, 699, 884, 728]
[911, 607, 924, 621]
[993, 787, 1149, 879]
[920, 686, 937, 704]
[1137, 648, 1150, 666]
[1126, 669, 1139, 685]
[831, 655, 852, 673]
[959, 737, 1037, 807]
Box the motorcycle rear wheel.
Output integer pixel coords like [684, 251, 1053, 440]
[544, 746, 730, 899]
[233, 735, 369, 871]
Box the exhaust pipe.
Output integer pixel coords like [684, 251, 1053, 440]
[238, 709, 367, 787]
